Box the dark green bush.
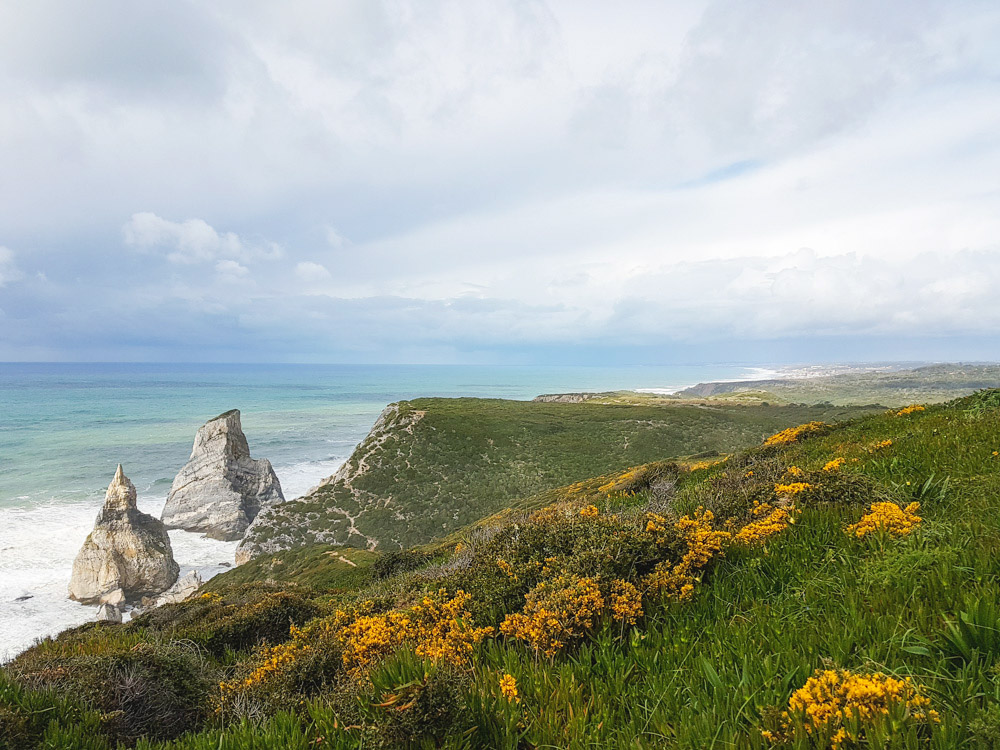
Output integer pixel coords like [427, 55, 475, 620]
[128, 586, 321, 656]
[373, 549, 434, 580]
[9, 639, 211, 744]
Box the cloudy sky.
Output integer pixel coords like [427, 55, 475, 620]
[1, 0, 999, 364]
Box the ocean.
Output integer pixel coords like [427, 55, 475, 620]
[0, 362, 766, 661]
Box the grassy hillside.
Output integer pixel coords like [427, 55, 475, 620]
[4, 392, 1000, 749]
[238, 397, 874, 560]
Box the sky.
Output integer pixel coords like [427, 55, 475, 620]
[1, 0, 999, 365]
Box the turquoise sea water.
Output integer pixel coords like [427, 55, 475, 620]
[0, 362, 763, 660]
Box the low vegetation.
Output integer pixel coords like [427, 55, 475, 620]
[3, 391, 1000, 748]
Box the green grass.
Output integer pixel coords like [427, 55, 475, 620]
[4, 393, 1000, 748]
[240, 398, 876, 559]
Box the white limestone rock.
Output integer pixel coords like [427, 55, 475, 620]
[153, 571, 202, 606]
[96, 603, 122, 623]
[161, 410, 284, 541]
[69, 466, 179, 605]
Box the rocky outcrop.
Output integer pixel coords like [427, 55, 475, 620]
[151, 571, 202, 606]
[161, 410, 284, 541]
[96, 603, 122, 623]
[69, 465, 179, 605]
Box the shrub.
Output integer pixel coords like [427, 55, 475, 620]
[129, 587, 321, 656]
[9, 639, 212, 744]
[761, 668, 939, 747]
[373, 550, 433, 580]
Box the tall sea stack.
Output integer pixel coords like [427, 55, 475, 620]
[161, 410, 284, 541]
[69, 465, 179, 605]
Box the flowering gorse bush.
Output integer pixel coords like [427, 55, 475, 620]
[644, 508, 730, 602]
[847, 502, 922, 538]
[500, 574, 604, 657]
[733, 502, 795, 548]
[764, 421, 827, 447]
[774, 482, 812, 497]
[341, 590, 493, 679]
[762, 668, 939, 748]
[609, 579, 643, 625]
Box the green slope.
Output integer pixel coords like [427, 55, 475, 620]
[238, 397, 875, 560]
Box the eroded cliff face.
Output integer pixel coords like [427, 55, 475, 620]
[161, 410, 284, 541]
[69, 465, 179, 605]
[235, 403, 423, 564]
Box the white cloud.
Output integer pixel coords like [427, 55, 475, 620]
[325, 227, 348, 249]
[215, 259, 250, 279]
[295, 261, 332, 281]
[0, 247, 23, 287]
[122, 212, 281, 264]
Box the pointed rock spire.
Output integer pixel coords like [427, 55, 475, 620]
[68, 465, 179, 605]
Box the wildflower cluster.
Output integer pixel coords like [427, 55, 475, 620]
[763, 421, 826, 447]
[763, 668, 939, 748]
[219, 626, 313, 695]
[341, 590, 493, 679]
[869, 439, 893, 452]
[579, 504, 599, 518]
[644, 509, 730, 602]
[499, 673, 519, 703]
[896, 404, 926, 416]
[785, 465, 805, 477]
[847, 502, 922, 538]
[500, 574, 604, 657]
[609, 579, 643, 625]
[774, 482, 812, 497]
[496, 558, 517, 580]
[823, 457, 846, 472]
[734, 502, 794, 548]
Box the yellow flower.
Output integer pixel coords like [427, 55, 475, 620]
[499, 673, 520, 703]
[763, 668, 939, 747]
[609, 580, 643, 625]
[870, 439, 893, 452]
[644, 508, 730, 602]
[823, 457, 846, 472]
[774, 482, 812, 497]
[501, 574, 604, 657]
[785, 465, 805, 477]
[579, 504, 599, 518]
[496, 558, 518, 580]
[847, 501, 922, 538]
[734, 503, 794, 547]
[763, 421, 826, 447]
[896, 404, 926, 416]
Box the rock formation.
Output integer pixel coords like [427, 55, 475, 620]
[69, 465, 179, 605]
[96, 603, 122, 623]
[151, 570, 202, 606]
[161, 410, 284, 541]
